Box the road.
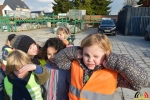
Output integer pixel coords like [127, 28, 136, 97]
[0, 28, 150, 100]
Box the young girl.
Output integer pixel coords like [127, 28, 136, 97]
[4, 50, 46, 100]
[56, 26, 69, 46]
[40, 38, 70, 100]
[56, 26, 74, 47]
[10, 35, 40, 65]
[54, 33, 148, 100]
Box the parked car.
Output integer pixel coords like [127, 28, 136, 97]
[145, 23, 150, 41]
[98, 19, 116, 36]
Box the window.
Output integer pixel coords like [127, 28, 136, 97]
[16, 5, 20, 7]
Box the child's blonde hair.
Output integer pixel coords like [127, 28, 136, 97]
[56, 27, 70, 39]
[6, 50, 32, 78]
[81, 33, 112, 53]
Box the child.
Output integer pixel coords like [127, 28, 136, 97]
[4, 50, 46, 100]
[10, 35, 50, 97]
[10, 35, 41, 65]
[0, 34, 16, 100]
[56, 26, 74, 46]
[1, 34, 16, 71]
[40, 38, 70, 100]
[0, 70, 4, 100]
[54, 33, 148, 100]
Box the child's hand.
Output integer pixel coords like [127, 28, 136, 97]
[102, 51, 110, 68]
[14, 71, 25, 78]
[18, 64, 36, 74]
[77, 49, 83, 59]
[66, 44, 73, 47]
[14, 64, 36, 78]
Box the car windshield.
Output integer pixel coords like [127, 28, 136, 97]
[101, 20, 114, 25]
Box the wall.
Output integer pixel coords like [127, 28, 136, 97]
[16, 8, 30, 12]
[2, 5, 12, 16]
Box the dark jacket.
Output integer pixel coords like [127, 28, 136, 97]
[44, 61, 70, 100]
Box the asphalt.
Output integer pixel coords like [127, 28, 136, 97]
[0, 28, 150, 100]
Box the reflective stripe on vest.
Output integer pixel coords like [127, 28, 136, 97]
[4, 48, 13, 54]
[2, 48, 13, 66]
[39, 59, 47, 67]
[4, 73, 43, 100]
[69, 60, 118, 100]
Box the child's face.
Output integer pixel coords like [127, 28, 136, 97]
[27, 43, 38, 57]
[83, 44, 106, 70]
[56, 31, 65, 40]
[47, 47, 57, 63]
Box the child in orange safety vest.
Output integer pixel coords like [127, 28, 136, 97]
[56, 26, 74, 47]
[54, 33, 148, 100]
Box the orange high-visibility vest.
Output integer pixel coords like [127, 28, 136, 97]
[69, 60, 118, 100]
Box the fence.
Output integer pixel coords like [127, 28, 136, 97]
[131, 16, 150, 36]
[117, 7, 150, 35]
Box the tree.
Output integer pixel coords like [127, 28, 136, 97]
[137, 0, 143, 5]
[123, 0, 138, 6]
[77, 0, 112, 15]
[90, 0, 112, 15]
[52, 0, 113, 15]
[137, 0, 150, 7]
[52, 0, 73, 14]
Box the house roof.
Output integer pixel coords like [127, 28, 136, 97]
[44, 12, 53, 14]
[44, 12, 53, 16]
[3, 0, 29, 10]
[31, 11, 45, 14]
[0, 5, 7, 10]
[0, 5, 7, 15]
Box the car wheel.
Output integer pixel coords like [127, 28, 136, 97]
[113, 31, 117, 36]
[144, 31, 150, 41]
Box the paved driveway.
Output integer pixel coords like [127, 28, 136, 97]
[108, 34, 150, 100]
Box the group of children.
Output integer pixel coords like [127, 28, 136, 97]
[0, 26, 148, 100]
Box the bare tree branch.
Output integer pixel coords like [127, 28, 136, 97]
[123, 0, 137, 6]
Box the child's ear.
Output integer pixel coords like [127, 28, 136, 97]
[77, 49, 83, 59]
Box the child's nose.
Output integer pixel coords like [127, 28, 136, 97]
[88, 57, 92, 62]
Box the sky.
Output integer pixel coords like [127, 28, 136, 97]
[0, 0, 125, 15]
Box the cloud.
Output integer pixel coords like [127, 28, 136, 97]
[38, 4, 53, 12]
[0, 0, 4, 4]
[110, 0, 124, 15]
[37, 0, 54, 3]
[28, 5, 34, 10]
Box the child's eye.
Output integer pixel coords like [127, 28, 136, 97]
[47, 53, 51, 56]
[84, 54, 89, 57]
